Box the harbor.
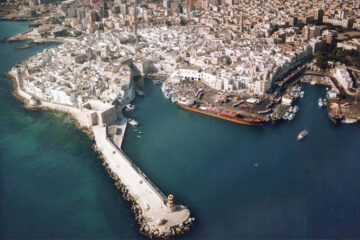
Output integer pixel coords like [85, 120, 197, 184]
[1, 21, 360, 239]
[122, 78, 360, 239]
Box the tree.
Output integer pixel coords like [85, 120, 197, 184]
[180, 18, 187, 26]
[315, 52, 327, 69]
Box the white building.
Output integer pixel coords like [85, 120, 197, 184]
[50, 86, 77, 105]
[178, 65, 202, 80]
[333, 66, 353, 90]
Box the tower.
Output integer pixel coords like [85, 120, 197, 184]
[133, 6, 138, 44]
[239, 12, 243, 33]
[167, 194, 174, 209]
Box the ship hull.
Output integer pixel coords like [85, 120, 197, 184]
[178, 104, 264, 126]
[328, 113, 340, 124]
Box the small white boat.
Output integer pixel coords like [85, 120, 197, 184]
[289, 106, 294, 113]
[322, 98, 327, 107]
[341, 119, 358, 124]
[136, 90, 145, 96]
[293, 105, 299, 113]
[125, 104, 135, 110]
[288, 113, 295, 121]
[300, 91, 304, 98]
[153, 79, 163, 85]
[283, 112, 289, 120]
[318, 98, 323, 107]
[253, 163, 259, 167]
[128, 118, 138, 126]
[297, 130, 308, 141]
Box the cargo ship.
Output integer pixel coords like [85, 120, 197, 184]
[327, 99, 342, 124]
[177, 103, 266, 126]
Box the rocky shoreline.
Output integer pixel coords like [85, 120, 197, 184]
[7, 72, 94, 139]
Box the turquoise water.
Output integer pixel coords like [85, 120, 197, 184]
[124, 82, 360, 239]
[0, 21, 144, 239]
[1, 21, 360, 239]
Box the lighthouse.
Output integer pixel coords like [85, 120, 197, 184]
[167, 194, 174, 209]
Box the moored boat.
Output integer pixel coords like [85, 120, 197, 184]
[293, 105, 299, 113]
[288, 113, 295, 121]
[318, 98, 323, 107]
[341, 119, 358, 124]
[283, 112, 289, 120]
[136, 89, 145, 96]
[327, 99, 342, 124]
[125, 104, 135, 110]
[322, 98, 327, 107]
[177, 103, 265, 126]
[128, 118, 138, 126]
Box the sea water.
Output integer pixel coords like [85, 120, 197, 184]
[1, 21, 360, 239]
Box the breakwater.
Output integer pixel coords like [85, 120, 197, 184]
[7, 61, 193, 238]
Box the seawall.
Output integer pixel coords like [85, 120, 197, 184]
[7, 69, 194, 239]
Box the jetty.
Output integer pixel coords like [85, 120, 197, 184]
[8, 66, 194, 238]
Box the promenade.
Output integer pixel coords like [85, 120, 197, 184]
[93, 126, 191, 236]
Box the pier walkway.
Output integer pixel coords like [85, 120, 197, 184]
[92, 126, 191, 235]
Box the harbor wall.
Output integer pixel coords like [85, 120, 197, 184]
[7, 68, 193, 239]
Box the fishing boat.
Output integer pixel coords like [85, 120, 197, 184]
[297, 130, 308, 141]
[318, 98, 323, 107]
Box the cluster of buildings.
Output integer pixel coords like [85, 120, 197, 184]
[13, 30, 138, 106]
[9, 0, 360, 99]
[137, 24, 317, 95]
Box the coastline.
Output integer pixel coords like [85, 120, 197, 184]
[6, 61, 194, 238]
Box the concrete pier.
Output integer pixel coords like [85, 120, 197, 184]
[93, 126, 192, 237]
